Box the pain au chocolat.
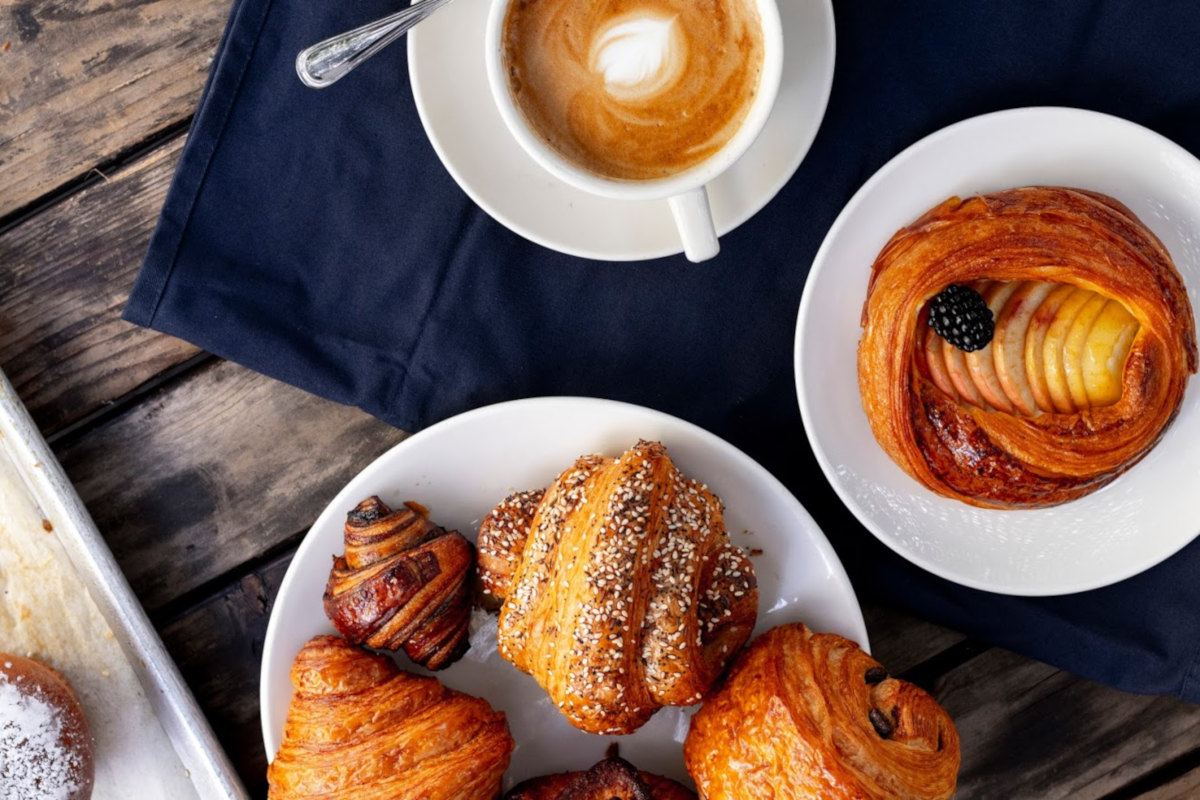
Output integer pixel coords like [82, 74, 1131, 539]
[858, 186, 1197, 508]
[477, 440, 758, 735]
[683, 623, 960, 800]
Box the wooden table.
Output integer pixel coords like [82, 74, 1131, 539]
[3, 2, 1199, 797]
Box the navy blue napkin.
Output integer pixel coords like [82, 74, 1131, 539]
[126, 0, 1200, 702]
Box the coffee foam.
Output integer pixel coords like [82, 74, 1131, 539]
[589, 13, 685, 102]
[503, 0, 765, 181]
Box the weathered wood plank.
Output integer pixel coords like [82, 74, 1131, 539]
[159, 550, 290, 799]
[1139, 768, 1200, 800]
[862, 602, 967, 676]
[0, 135, 201, 434]
[55, 357, 407, 612]
[0, 0, 232, 217]
[938, 648, 1200, 799]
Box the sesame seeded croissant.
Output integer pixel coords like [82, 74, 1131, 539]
[323, 496, 474, 669]
[477, 440, 758, 735]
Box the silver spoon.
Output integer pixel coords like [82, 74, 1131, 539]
[296, 0, 458, 88]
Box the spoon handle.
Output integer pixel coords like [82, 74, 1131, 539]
[296, 0, 457, 88]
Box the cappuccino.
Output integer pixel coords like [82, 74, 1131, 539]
[501, 0, 766, 181]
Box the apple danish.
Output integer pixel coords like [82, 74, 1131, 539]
[323, 496, 474, 669]
[683, 623, 960, 800]
[858, 186, 1197, 507]
[266, 635, 514, 800]
[477, 440, 758, 735]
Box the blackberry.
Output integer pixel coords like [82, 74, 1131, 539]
[927, 284, 994, 352]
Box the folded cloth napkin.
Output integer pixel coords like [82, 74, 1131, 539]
[126, 0, 1200, 701]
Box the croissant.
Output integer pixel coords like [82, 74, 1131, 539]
[323, 496, 474, 669]
[858, 186, 1197, 507]
[505, 756, 697, 800]
[266, 635, 514, 799]
[477, 440, 758, 735]
[683, 623, 960, 800]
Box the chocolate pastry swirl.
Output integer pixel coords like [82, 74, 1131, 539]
[858, 186, 1197, 507]
[323, 496, 474, 669]
[505, 756, 696, 800]
[684, 623, 960, 800]
[478, 440, 758, 735]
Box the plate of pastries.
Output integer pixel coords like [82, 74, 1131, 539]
[260, 397, 964, 798]
[797, 106, 1200, 596]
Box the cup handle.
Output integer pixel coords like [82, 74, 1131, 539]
[668, 187, 720, 262]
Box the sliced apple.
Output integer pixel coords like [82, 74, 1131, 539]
[1024, 283, 1077, 413]
[922, 320, 959, 400]
[964, 281, 1019, 413]
[943, 336, 989, 409]
[992, 281, 1055, 416]
[1041, 287, 1093, 414]
[1062, 292, 1110, 409]
[1082, 299, 1140, 407]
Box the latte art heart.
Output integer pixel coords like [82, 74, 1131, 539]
[590, 14, 686, 102]
[502, 0, 765, 181]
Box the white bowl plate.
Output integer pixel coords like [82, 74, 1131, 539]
[408, 0, 835, 261]
[796, 107, 1200, 596]
[260, 397, 866, 788]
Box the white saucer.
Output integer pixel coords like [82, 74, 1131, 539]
[260, 397, 866, 787]
[408, 0, 835, 261]
[795, 107, 1200, 596]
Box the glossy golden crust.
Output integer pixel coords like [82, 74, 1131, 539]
[323, 497, 474, 669]
[505, 756, 697, 800]
[684, 624, 959, 800]
[858, 186, 1197, 507]
[480, 440, 758, 735]
[266, 635, 514, 800]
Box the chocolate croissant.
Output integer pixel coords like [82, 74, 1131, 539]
[267, 635, 513, 799]
[684, 623, 960, 800]
[478, 440, 758, 735]
[506, 756, 697, 800]
[858, 186, 1197, 507]
[323, 496, 474, 669]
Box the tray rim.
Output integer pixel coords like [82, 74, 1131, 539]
[0, 367, 249, 800]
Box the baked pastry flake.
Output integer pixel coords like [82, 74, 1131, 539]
[323, 496, 474, 669]
[858, 186, 1197, 507]
[683, 623, 960, 800]
[505, 756, 696, 800]
[478, 440, 758, 735]
[0, 653, 94, 800]
[266, 634, 514, 799]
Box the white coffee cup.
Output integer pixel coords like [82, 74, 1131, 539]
[484, 0, 784, 262]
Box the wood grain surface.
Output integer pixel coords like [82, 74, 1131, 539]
[2, 0, 1198, 797]
[0, 0, 233, 217]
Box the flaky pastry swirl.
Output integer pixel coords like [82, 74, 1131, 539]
[505, 756, 697, 800]
[858, 186, 1197, 507]
[267, 635, 513, 800]
[477, 440, 758, 735]
[323, 496, 474, 669]
[684, 623, 960, 800]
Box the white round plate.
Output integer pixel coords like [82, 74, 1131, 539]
[408, 0, 835, 261]
[261, 397, 866, 788]
[795, 107, 1200, 597]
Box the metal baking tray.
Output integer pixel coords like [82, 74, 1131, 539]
[0, 367, 248, 799]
